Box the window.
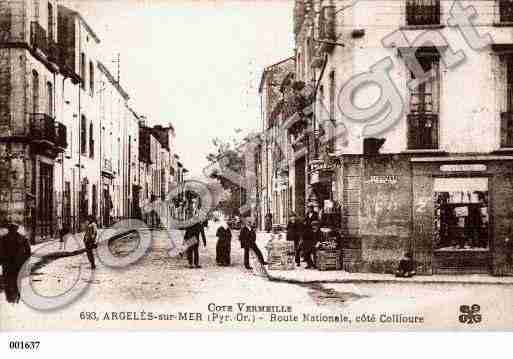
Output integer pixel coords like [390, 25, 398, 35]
[80, 179, 89, 220]
[501, 54, 513, 147]
[499, 0, 513, 23]
[407, 52, 440, 149]
[63, 181, 72, 232]
[89, 61, 94, 96]
[32, 70, 39, 113]
[329, 70, 335, 121]
[92, 184, 97, 219]
[406, 0, 441, 26]
[89, 122, 94, 158]
[434, 178, 489, 251]
[37, 162, 53, 237]
[33, 0, 39, 20]
[80, 52, 86, 90]
[47, 2, 53, 41]
[81, 115, 87, 155]
[47, 81, 53, 117]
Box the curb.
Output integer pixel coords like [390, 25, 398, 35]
[266, 274, 513, 286]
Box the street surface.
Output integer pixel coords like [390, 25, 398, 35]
[1, 226, 513, 330]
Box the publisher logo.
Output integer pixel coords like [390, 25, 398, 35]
[459, 304, 482, 324]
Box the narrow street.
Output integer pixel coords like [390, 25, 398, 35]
[1, 225, 513, 330]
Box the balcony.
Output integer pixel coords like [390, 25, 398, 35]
[498, 0, 513, 23]
[30, 113, 55, 144]
[30, 21, 48, 55]
[501, 112, 513, 148]
[55, 122, 67, 149]
[407, 113, 439, 150]
[406, 0, 441, 26]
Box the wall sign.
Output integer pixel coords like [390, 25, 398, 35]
[440, 164, 486, 172]
[365, 175, 398, 185]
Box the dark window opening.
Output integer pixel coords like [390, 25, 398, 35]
[406, 0, 440, 26]
[47, 81, 53, 117]
[89, 61, 94, 96]
[89, 122, 94, 158]
[32, 70, 39, 114]
[47, 2, 53, 41]
[499, 0, 513, 23]
[80, 52, 86, 90]
[81, 115, 87, 155]
[408, 53, 440, 149]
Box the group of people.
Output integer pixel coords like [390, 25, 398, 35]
[286, 206, 324, 269]
[181, 216, 268, 270]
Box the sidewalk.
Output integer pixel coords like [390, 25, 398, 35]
[255, 232, 513, 285]
[30, 227, 139, 261]
[266, 268, 513, 285]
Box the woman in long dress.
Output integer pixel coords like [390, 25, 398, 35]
[215, 219, 232, 266]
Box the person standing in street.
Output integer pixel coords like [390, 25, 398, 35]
[286, 213, 303, 267]
[0, 222, 31, 303]
[83, 216, 98, 270]
[239, 217, 268, 270]
[305, 205, 319, 227]
[215, 218, 232, 266]
[302, 220, 321, 269]
[264, 212, 272, 233]
[184, 221, 206, 269]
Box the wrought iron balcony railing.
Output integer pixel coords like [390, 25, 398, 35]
[30, 21, 48, 55]
[30, 113, 55, 144]
[406, 0, 441, 26]
[407, 113, 439, 150]
[501, 112, 513, 148]
[499, 0, 513, 23]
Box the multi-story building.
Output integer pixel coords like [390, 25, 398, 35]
[0, 1, 186, 242]
[56, 4, 101, 235]
[97, 62, 139, 226]
[0, 0, 66, 242]
[138, 121, 184, 227]
[258, 0, 513, 276]
[257, 57, 297, 229]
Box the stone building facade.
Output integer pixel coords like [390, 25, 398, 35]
[258, 0, 513, 275]
[0, 0, 186, 242]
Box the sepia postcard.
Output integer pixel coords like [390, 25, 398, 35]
[1, 0, 513, 335]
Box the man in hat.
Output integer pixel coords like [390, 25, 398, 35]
[305, 205, 319, 227]
[0, 222, 31, 303]
[239, 217, 268, 270]
[302, 220, 321, 269]
[286, 212, 303, 266]
[83, 216, 98, 270]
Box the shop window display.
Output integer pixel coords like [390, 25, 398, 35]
[434, 178, 489, 251]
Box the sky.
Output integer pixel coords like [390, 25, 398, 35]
[64, 0, 295, 176]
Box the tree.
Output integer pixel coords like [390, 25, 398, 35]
[205, 129, 259, 217]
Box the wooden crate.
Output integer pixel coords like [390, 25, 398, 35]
[316, 249, 342, 271]
[266, 241, 295, 270]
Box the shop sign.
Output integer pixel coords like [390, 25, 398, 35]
[440, 164, 486, 172]
[365, 175, 398, 185]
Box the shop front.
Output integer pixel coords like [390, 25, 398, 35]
[411, 156, 513, 276]
[342, 154, 513, 276]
